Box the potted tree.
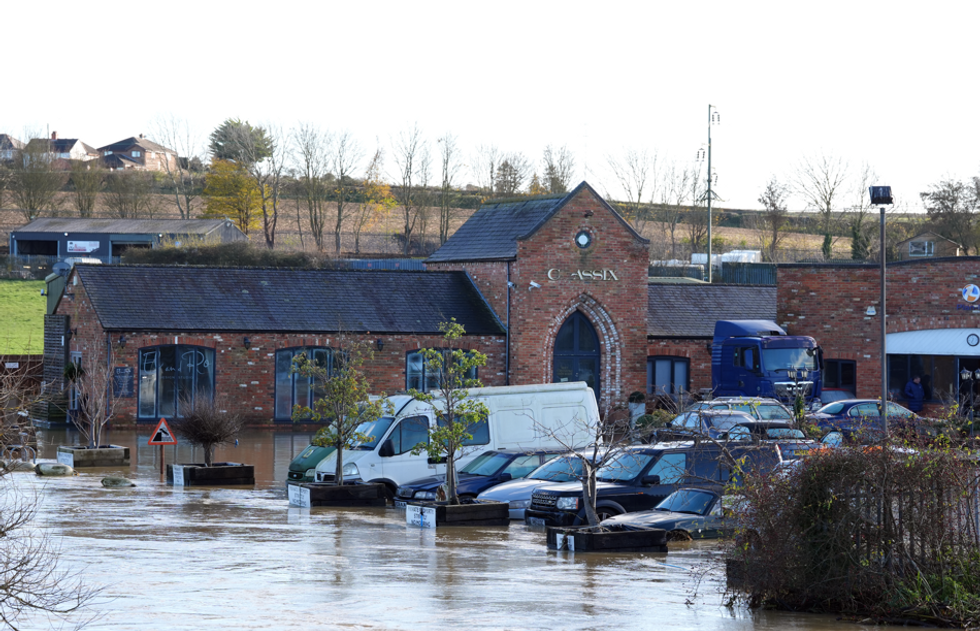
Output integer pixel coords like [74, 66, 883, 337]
[58, 354, 130, 468]
[405, 319, 509, 526]
[287, 339, 392, 507]
[166, 398, 252, 486]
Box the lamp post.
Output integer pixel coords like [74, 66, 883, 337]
[697, 106, 721, 282]
[869, 186, 893, 433]
[787, 368, 810, 422]
[960, 368, 980, 426]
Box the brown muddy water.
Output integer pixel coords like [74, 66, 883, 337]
[15, 428, 892, 631]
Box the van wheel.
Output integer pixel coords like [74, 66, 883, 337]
[383, 485, 396, 505]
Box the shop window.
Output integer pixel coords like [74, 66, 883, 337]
[908, 241, 934, 257]
[887, 354, 956, 402]
[138, 345, 214, 420]
[275, 347, 334, 421]
[406, 349, 477, 392]
[824, 359, 856, 394]
[647, 356, 689, 397]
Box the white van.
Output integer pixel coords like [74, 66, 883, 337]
[311, 382, 598, 498]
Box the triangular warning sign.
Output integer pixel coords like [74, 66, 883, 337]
[148, 418, 178, 445]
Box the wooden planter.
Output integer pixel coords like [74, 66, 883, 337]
[167, 463, 255, 487]
[56, 445, 130, 468]
[287, 483, 387, 508]
[546, 526, 668, 552]
[405, 500, 510, 528]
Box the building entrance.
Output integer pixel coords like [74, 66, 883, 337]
[553, 311, 600, 401]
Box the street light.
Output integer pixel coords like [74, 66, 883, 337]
[870, 186, 893, 433]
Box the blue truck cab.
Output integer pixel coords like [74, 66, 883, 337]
[711, 320, 822, 404]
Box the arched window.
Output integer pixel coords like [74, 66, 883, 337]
[553, 311, 600, 400]
[138, 345, 215, 420]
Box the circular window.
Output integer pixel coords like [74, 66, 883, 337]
[968, 334, 979, 347]
[575, 230, 593, 249]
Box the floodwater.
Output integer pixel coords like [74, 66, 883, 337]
[14, 429, 890, 631]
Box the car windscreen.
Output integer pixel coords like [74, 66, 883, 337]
[596, 452, 655, 482]
[764, 428, 806, 440]
[762, 348, 817, 371]
[527, 456, 584, 482]
[460, 452, 511, 476]
[655, 489, 715, 515]
[351, 417, 394, 450]
[707, 415, 742, 431]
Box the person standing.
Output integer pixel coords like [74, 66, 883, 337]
[904, 375, 925, 413]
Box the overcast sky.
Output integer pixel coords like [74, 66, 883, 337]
[5, 1, 977, 211]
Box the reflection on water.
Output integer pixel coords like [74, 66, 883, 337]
[17, 429, 887, 631]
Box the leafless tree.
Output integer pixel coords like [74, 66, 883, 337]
[472, 144, 501, 196]
[231, 123, 288, 249]
[151, 115, 206, 219]
[793, 152, 850, 236]
[685, 163, 710, 250]
[437, 134, 463, 244]
[68, 160, 103, 218]
[65, 351, 121, 449]
[542, 144, 575, 194]
[10, 131, 65, 220]
[756, 176, 790, 261]
[332, 130, 362, 256]
[353, 147, 396, 254]
[494, 153, 532, 196]
[292, 123, 332, 252]
[607, 148, 658, 229]
[103, 170, 157, 219]
[392, 124, 429, 255]
[171, 397, 245, 467]
[653, 161, 694, 260]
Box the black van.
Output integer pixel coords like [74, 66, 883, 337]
[524, 440, 779, 527]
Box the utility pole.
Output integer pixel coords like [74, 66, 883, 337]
[705, 106, 720, 282]
[870, 186, 893, 433]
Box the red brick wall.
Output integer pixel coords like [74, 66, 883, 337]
[57, 273, 506, 426]
[425, 260, 510, 321]
[777, 257, 980, 399]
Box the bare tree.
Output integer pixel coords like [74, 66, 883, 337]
[103, 170, 157, 219]
[653, 161, 694, 260]
[171, 397, 245, 467]
[607, 148, 658, 228]
[494, 153, 532, 196]
[64, 351, 121, 449]
[68, 160, 103, 218]
[756, 176, 790, 261]
[542, 144, 575, 194]
[472, 144, 501, 196]
[229, 123, 288, 249]
[793, 152, 850, 236]
[392, 124, 429, 255]
[437, 134, 463, 244]
[331, 130, 362, 256]
[10, 132, 65, 220]
[152, 115, 206, 219]
[293, 123, 332, 252]
[353, 147, 396, 254]
[685, 163, 710, 251]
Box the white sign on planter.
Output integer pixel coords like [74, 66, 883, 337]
[406, 504, 437, 529]
[287, 485, 311, 508]
[56, 451, 74, 467]
[172, 465, 185, 486]
[556, 533, 575, 551]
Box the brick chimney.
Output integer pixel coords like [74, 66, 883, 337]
[51, 131, 58, 140]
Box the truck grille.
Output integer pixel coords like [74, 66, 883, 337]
[531, 491, 557, 510]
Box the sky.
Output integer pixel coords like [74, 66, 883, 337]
[4, 0, 978, 212]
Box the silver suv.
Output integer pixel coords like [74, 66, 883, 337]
[686, 397, 793, 422]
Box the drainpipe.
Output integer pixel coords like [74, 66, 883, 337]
[506, 261, 511, 386]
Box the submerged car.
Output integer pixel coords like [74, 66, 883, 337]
[476, 451, 602, 519]
[394, 449, 560, 505]
[599, 488, 731, 541]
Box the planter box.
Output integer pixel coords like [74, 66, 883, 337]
[287, 483, 387, 508]
[167, 463, 254, 487]
[57, 445, 130, 468]
[546, 526, 668, 553]
[405, 500, 509, 528]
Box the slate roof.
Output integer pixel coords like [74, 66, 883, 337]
[647, 283, 776, 337]
[426, 181, 647, 263]
[16, 217, 237, 236]
[98, 136, 176, 155]
[26, 138, 98, 156]
[0, 134, 24, 151]
[71, 266, 505, 335]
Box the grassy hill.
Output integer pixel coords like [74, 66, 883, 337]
[0, 280, 46, 354]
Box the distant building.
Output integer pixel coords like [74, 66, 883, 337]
[0, 134, 25, 161]
[10, 217, 248, 260]
[98, 135, 178, 172]
[895, 232, 964, 261]
[24, 132, 99, 162]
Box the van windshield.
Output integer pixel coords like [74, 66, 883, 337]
[351, 417, 394, 450]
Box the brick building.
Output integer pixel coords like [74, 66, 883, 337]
[98, 135, 178, 172]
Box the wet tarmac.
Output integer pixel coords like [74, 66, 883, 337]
[15, 428, 891, 630]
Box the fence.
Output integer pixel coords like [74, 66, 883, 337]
[720, 263, 776, 285]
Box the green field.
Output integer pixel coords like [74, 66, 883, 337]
[0, 280, 46, 354]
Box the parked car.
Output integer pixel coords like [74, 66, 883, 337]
[656, 410, 758, 442]
[476, 451, 602, 519]
[599, 487, 732, 540]
[807, 399, 936, 441]
[686, 397, 794, 421]
[524, 441, 784, 527]
[394, 449, 560, 505]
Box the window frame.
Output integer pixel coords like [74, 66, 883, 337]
[137, 344, 215, 421]
[908, 240, 934, 257]
[274, 346, 334, 422]
[405, 348, 478, 393]
[647, 355, 690, 397]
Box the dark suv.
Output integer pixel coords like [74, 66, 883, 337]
[524, 441, 781, 527]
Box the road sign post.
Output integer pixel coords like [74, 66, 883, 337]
[148, 418, 178, 477]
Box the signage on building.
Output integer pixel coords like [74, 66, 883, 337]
[67, 241, 100, 253]
[547, 269, 619, 281]
[112, 366, 134, 397]
[957, 284, 980, 311]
